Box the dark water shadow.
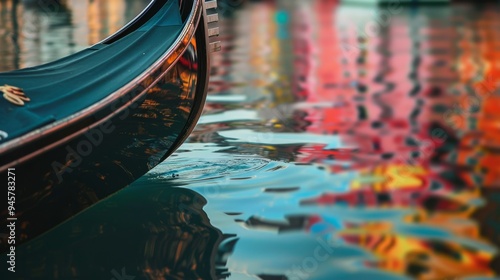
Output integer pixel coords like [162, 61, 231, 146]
[0, 177, 229, 279]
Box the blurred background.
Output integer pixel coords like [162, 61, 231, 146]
[1, 0, 500, 279]
[0, 0, 151, 71]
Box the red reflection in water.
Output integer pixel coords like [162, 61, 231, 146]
[288, 1, 500, 279]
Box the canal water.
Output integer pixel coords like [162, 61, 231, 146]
[1, 0, 500, 279]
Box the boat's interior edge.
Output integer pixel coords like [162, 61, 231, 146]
[88, 0, 191, 44]
[0, 0, 192, 147]
[102, 0, 177, 45]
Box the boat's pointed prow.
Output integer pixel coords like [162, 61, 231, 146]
[0, 0, 218, 252]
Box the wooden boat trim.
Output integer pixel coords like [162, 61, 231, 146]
[0, 0, 208, 170]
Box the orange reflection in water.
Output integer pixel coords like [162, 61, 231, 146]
[290, 1, 500, 279]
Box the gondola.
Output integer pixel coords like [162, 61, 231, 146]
[0, 0, 219, 252]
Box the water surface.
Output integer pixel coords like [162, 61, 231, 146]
[1, 0, 500, 279]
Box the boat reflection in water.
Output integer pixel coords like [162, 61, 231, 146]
[9, 181, 228, 279]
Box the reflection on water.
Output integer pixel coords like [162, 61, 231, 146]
[1, 0, 500, 279]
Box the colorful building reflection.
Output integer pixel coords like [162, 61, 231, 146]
[0, 0, 149, 72]
[204, 0, 500, 278]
